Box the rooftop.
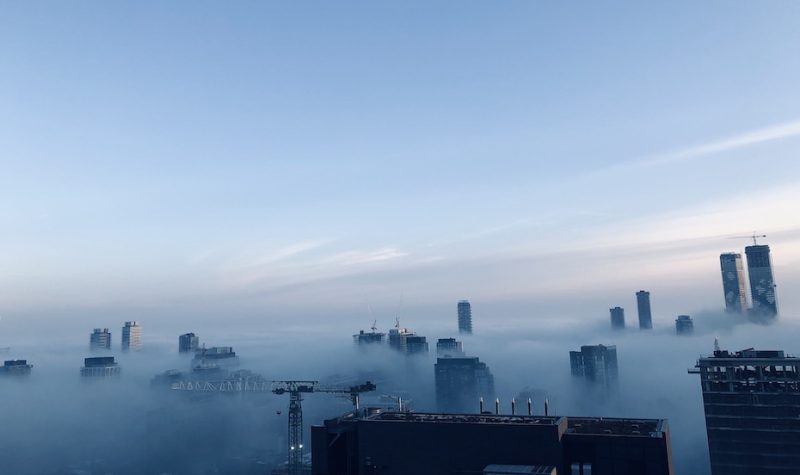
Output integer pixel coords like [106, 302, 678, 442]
[367, 412, 562, 426]
[566, 417, 663, 436]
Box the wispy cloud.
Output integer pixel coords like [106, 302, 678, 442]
[321, 248, 408, 266]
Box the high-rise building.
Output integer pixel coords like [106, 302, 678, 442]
[178, 333, 199, 353]
[353, 328, 385, 346]
[609, 307, 625, 330]
[675, 315, 694, 335]
[436, 338, 465, 357]
[2, 360, 33, 376]
[690, 348, 800, 475]
[745, 244, 778, 318]
[312, 411, 674, 475]
[569, 345, 618, 390]
[458, 300, 473, 334]
[636, 290, 653, 329]
[435, 356, 495, 413]
[81, 356, 121, 378]
[121, 321, 142, 351]
[720, 253, 748, 314]
[89, 328, 112, 351]
[388, 324, 415, 353]
[405, 336, 429, 355]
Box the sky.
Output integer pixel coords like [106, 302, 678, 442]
[1, 1, 800, 325]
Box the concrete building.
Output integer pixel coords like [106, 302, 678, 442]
[674, 315, 694, 335]
[690, 348, 800, 475]
[570, 345, 618, 390]
[121, 321, 142, 351]
[353, 329, 385, 346]
[312, 411, 674, 475]
[636, 290, 653, 329]
[609, 307, 625, 330]
[387, 324, 415, 353]
[405, 335, 429, 355]
[81, 356, 121, 378]
[435, 356, 495, 413]
[458, 300, 473, 334]
[745, 244, 778, 319]
[436, 338, 465, 357]
[720, 253, 748, 314]
[178, 332, 199, 353]
[89, 328, 112, 351]
[2, 359, 32, 376]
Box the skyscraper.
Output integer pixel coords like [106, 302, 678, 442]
[89, 328, 112, 350]
[178, 332, 199, 353]
[675, 315, 694, 335]
[435, 356, 495, 413]
[81, 356, 121, 378]
[720, 253, 748, 314]
[745, 244, 778, 318]
[636, 290, 653, 329]
[457, 300, 473, 334]
[436, 338, 464, 357]
[569, 345, 619, 390]
[609, 307, 625, 330]
[121, 321, 142, 351]
[405, 336, 429, 355]
[690, 348, 800, 474]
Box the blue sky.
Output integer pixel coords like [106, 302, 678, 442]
[2, 2, 800, 320]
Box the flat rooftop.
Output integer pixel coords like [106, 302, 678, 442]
[368, 412, 562, 426]
[566, 417, 664, 436]
[701, 348, 795, 360]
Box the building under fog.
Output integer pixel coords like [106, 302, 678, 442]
[81, 356, 121, 378]
[745, 244, 778, 319]
[2, 359, 32, 376]
[458, 300, 473, 334]
[193, 346, 238, 371]
[675, 315, 694, 335]
[636, 290, 652, 329]
[435, 356, 495, 413]
[122, 321, 142, 351]
[436, 338, 464, 357]
[609, 307, 625, 330]
[353, 329, 385, 346]
[720, 252, 748, 314]
[178, 332, 199, 353]
[89, 328, 112, 350]
[388, 324, 424, 355]
[405, 335, 429, 355]
[312, 411, 674, 475]
[690, 348, 800, 475]
[569, 345, 618, 390]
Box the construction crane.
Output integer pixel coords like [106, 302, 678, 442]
[728, 232, 767, 246]
[271, 380, 376, 475]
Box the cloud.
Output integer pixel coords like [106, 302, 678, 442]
[321, 248, 409, 266]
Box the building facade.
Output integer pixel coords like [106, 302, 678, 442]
[609, 307, 625, 330]
[2, 359, 33, 376]
[458, 300, 473, 334]
[675, 315, 694, 335]
[435, 356, 495, 413]
[178, 332, 199, 353]
[405, 336, 429, 355]
[745, 245, 778, 319]
[636, 290, 653, 329]
[720, 253, 748, 314]
[312, 411, 674, 475]
[436, 338, 464, 357]
[691, 348, 800, 474]
[81, 356, 121, 378]
[353, 329, 385, 346]
[569, 345, 619, 390]
[121, 321, 142, 351]
[89, 328, 112, 351]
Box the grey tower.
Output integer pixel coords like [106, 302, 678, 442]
[609, 307, 625, 330]
[675, 315, 694, 335]
[745, 245, 778, 318]
[636, 290, 652, 330]
[720, 253, 748, 314]
[89, 328, 111, 350]
[179, 333, 199, 353]
[457, 300, 473, 334]
[121, 321, 142, 351]
[570, 344, 619, 390]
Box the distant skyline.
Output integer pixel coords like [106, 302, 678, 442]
[1, 2, 800, 319]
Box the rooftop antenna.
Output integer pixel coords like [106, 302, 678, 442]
[728, 232, 767, 246]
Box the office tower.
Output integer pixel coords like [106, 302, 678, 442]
[720, 253, 748, 314]
[436, 338, 465, 357]
[636, 290, 653, 329]
[312, 411, 674, 475]
[745, 244, 778, 318]
[81, 356, 121, 378]
[458, 300, 473, 334]
[89, 328, 112, 350]
[435, 356, 495, 412]
[388, 324, 415, 353]
[178, 332, 199, 353]
[121, 321, 142, 351]
[690, 348, 800, 475]
[1, 359, 32, 376]
[609, 307, 625, 330]
[675, 315, 694, 335]
[569, 345, 619, 390]
[405, 335, 429, 355]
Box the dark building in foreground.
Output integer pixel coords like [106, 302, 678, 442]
[745, 244, 778, 319]
[690, 348, 800, 475]
[636, 290, 653, 329]
[674, 315, 694, 335]
[312, 411, 674, 475]
[609, 307, 625, 330]
[178, 332, 199, 353]
[435, 356, 495, 413]
[720, 252, 748, 314]
[570, 345, 618, 390]
[458, 300, 473, 334]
